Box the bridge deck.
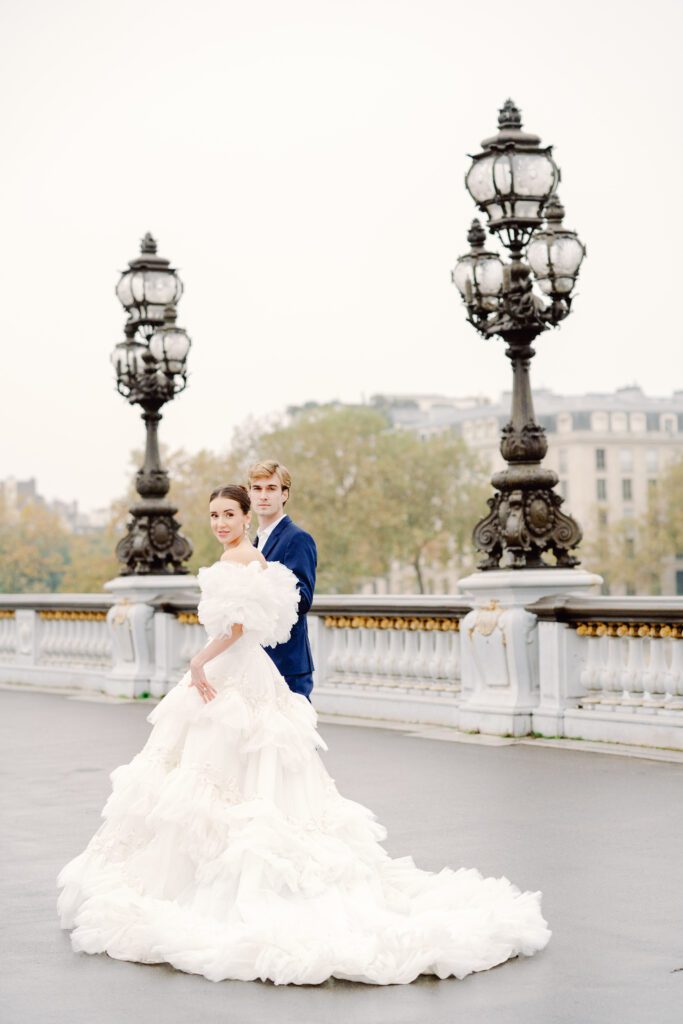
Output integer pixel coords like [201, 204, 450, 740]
[2, 688, 682, 1024]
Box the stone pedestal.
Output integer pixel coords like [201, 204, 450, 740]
[103, 575, 199, 698]
[457, 568, 602, 737]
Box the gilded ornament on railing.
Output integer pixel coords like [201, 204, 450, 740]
[575, 621, 683, 639]
[38, 610, 108, 622]
[322, 615, 459, 632]
[0, 610, 16, 619]
[177, 612, 200, 625]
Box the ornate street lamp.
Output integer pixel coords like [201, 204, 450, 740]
[110, 234, 193, 575]
[452, 100, 586, 570]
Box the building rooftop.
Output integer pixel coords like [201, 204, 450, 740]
[383, 386, 683, 431]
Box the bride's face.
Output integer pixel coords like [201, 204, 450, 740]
[209, 497, 250, 547]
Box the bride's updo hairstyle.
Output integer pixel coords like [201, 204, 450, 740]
[209, 484, 251, 515]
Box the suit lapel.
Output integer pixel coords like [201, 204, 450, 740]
[261, 516, 291, 560]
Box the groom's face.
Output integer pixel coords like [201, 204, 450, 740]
[250, 474, 288, 523]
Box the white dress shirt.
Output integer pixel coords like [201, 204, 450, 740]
[256, 513, 286, 551]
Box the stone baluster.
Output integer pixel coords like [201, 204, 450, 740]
[336, 625, 351, 676]
[385, 629, 404, 677]
[442, 628, 459, 687]
[347, 626, 365, 676]
[87, 619, 100, 663]
[358, 627, 376, 676]
[598, 624, 624, 704]
[401, 629, 418, 680]
[38, 617, 52, 664]
[667, 628, 683, 708]
[370, 627, 390, 677]
[55, 618, 69, 664]
[577, 625, 602, 702]
[643, 626, 669, 707]
[325, 623, 346, 675]
[93, 619, 105, 664]
[98, 618, 112, 667]
[658, 628, 676, 706]
[0, 614, 17, 659]
[619, 626, 645, 704]
[74, 618, 85, 664]
[76, 618, 88, 664]
[426, 629, 444, 681]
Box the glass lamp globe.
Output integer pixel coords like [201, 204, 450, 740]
[452, 220, 505, 312]
[110, 340, 147, 381]
[115, 233, 183, 335]
[149, 307, 191, 374]
[527, 195, 586, 296]
[465, 100, 559, 251]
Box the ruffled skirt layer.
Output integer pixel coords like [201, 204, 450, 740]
[58, 642, 550, 985]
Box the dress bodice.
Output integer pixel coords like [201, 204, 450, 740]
[197, 560, 299, 647]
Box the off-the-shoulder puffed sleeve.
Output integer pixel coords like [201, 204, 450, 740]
[196, 561, 299, 647]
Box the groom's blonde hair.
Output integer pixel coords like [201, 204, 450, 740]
[247, 460, 292, 502]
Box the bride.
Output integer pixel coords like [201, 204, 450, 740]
[57, 483, 551, 985]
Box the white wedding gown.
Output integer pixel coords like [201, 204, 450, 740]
[58, 560, 550, 985]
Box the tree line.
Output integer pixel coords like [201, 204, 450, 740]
[0, 406, 488, 594]
[5, 403, 683, 595]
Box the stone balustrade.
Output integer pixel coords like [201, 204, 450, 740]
[2, 587, 683, 749]
[531, 595, 683, 749]
[0, 595, 114, 691]
[309, 595, 468, 727]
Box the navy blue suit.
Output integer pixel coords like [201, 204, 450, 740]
[260, 516, 317, 700]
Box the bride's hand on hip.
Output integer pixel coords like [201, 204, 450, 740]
[190, 659, 217, 703]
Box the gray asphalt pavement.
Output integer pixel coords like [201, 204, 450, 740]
[2, 688, 682, 1024]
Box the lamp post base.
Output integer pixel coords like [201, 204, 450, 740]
[116, 501, 193, 576]
[473, 471, 582, 570]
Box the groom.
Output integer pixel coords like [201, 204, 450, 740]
[248, 460, 317, 701]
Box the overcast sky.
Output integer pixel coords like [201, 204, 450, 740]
[2, 0, 681, 512]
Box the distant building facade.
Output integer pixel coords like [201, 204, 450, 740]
[372, 386, 683, 595]
[0, 476, 106, 534]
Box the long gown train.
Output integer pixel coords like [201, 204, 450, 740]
[57, 560, 550, 985]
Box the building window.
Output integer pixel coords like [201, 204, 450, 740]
[595, 448, 606, 470]
[646, 448, 659, 473]
[597, 479, 607, 501]
[620, 448, 633, 472]
[663, 416, 676, 434]
[625, 537, 635, 559]
[591, 411, 609, 432]
[622, 479, 633, 501]
[598, 509, 608, 527]
[646, 412, 660, 432]
[558, 448, 568, 473]
[625, 582, 636, 596]
[648, 478, 658, 495]
[573, 411, 591, 430]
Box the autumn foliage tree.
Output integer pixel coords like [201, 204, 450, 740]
[165, 404, 488, 592]
[3, 405, 489, 594]
[584, 456, 683, 595]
